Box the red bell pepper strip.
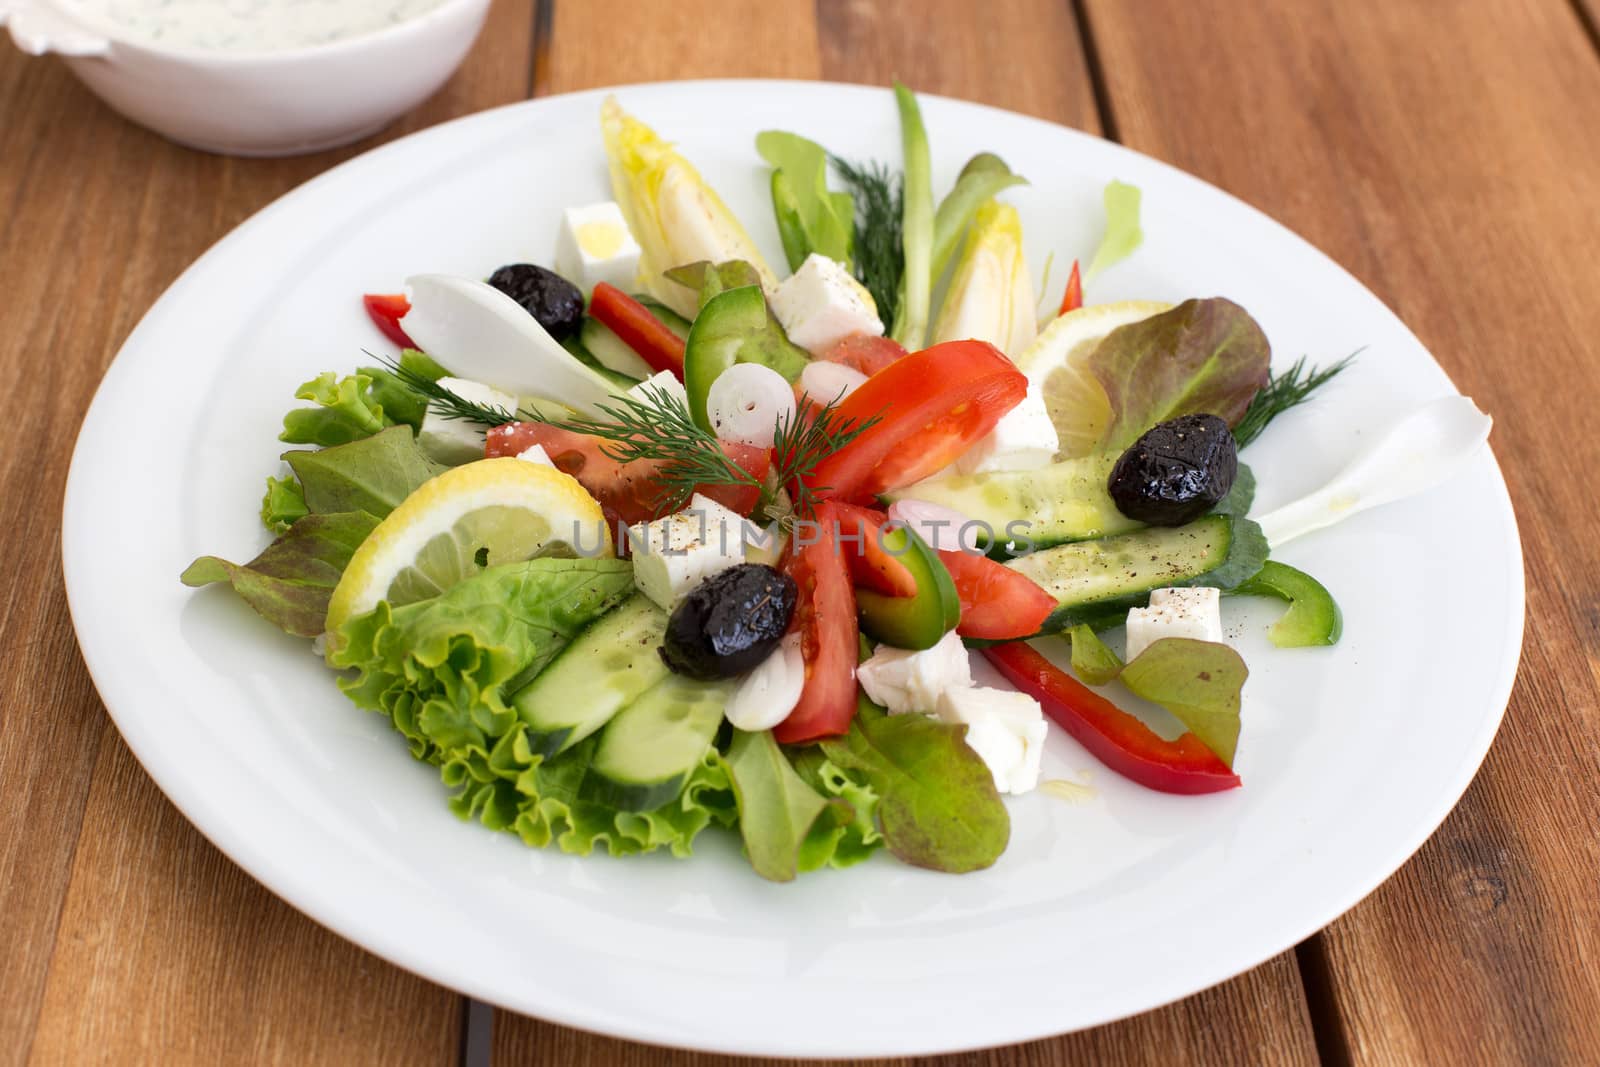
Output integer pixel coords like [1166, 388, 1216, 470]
[938, 550, 1055, 641]
[589, 283, 686, 378]
[363, 293, 416, 349]
[830, 502, 918, 598]
[982, 643, 1241, 795]
[1057, 260, 1083, 316]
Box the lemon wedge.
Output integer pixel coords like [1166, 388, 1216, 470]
[1017, 301, 1172, 458]
[324, 458, 610, 635]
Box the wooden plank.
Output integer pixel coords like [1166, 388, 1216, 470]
[1083, 0, 1600, 1061]
[493, 2, 1319, 1062]
[0, 2, 536, 1061]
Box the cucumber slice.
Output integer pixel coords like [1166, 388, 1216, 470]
[632, 295, 693, 339]
[590, 673, 734, 811]
[1231, 560, 1342, 647]
[1005, 514, 1268, 633]
[577, 317, 653, 380]
[683, 285, 809, 431]
[512, 595, 670, 757]
[856, 526, 960, 649]
[882, 453, 1140, 556]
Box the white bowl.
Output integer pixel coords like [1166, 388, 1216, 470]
[0, 0, 491, 156]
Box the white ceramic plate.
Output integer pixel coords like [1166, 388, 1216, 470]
[62, 81, 1523, 1058]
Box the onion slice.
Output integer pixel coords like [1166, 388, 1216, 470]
[725, 633, 805, 731]
[887, 498, 981, 554]
[798, 360, 868, 408]
[706, 363, 796, 449]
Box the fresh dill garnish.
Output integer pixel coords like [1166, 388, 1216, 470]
[771, 392, 882, 519]
[830, 155, 903, 327]
[371, 352, 526, 426]
[1233, 352, 1359, 448]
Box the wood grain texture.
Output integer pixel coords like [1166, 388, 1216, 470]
[1084, 0, 1600, 1062]
[492, 3, 1320, 1061]
[0, 2, 536, 1061]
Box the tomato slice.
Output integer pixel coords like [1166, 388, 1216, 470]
[816, 333, 909, 377]
[938, 550, 1056, 641]
[829, 502, 918, 597]
[808, 340, 1027, 502]
[485, 423, 769, 524]
[589, 283, 687, 378]
[773, 501, 860, 743]
[363, 293, 416, 349]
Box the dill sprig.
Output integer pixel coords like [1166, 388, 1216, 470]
[772, 392, 883, 519]
[372, 352, 527, 425]
[831, 155, 903, 326]
[1233, 352, 1359, 448]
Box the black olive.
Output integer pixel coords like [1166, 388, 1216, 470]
[1107, 413, 1238, 526]
[660, 564, 798, 680]
[487, 263, 584, 340]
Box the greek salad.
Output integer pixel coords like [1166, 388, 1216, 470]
[184, 85, 1368, 881]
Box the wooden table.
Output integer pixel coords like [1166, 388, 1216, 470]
[5, 0, 1598, 1062]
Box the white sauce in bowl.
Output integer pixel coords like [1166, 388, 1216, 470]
[63, 0, 450, 52]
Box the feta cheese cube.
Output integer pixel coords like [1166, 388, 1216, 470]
[516, 444, 555, 468]
[553, 201, 642, 296]
[417, 377, 518, 466]
[856, 630, 972, 715]
[953, 384, 1059, 474]
[624, 370, 690, 416]
[770, 253, 883, 354]
[936, 686, 1048, 794]
[627, 493, 746, 609]
[1124, 586, 1224, 661]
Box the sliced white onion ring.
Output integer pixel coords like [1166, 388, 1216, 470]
[725, 633, 804, 732]
[798, 360, 868, 408]
[887, 498, 982, 554]
[706, 363, 796, 449]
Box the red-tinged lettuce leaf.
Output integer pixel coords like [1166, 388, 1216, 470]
[1114, 637, 1249, 767]
[181, 511, 379, 638]
[721, 729, 854, 882]
[820, 699, 1009, 873]
[285, 424, 445, 518]
[1088, 297, 1271, 453]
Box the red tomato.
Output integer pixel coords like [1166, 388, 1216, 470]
[774, 501, 860, 744]
[808, 340, 1028, 502]
[938, 550, 1056, 641]
[589, 283, 686, 378]
[485, 423, 769, 524]
[830, 502, 918, 598]
[363, 293, 416, 349]
[816, 333, 909, 377]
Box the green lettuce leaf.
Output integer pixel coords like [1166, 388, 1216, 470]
[755, 130, 855, 270]
[331, 559, 730, 857]
[1212, 462, 1256, 517]
[1085, 179, 1143, 281]
[260, 473, 308, 534]
[285, 424, 445, 518]
[280, 371, 389, 446]
[1087, 297, 1272, 453]
[722, 729, 852, 882]
[789, 748, 883, 868]
[820, 699, 1008, 873]
[1120, 638, 1248, 766]
[663, 259, 764, 311]
[1068, 623, 1124, 685]
[931, 152, 1027, 281]
[181, 511, 379, 638]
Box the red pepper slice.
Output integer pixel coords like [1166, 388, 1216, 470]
[1057, 259, 1083, 316]
[589, 283, 686, 378]
[363, 292, 416, 349]
[939, 550, 1055, 641]
[982, 643, 1241, 795]
[830, 502, 918, 598]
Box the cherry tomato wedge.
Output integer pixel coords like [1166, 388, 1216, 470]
[809, 340, 1027, 503]
[983, 643, 1241, 795]
[816, 333, 909, 377]
[485, 422, 769, 524]
[363, 293, 416, 349]
[589, 283, 687, 378]
[830, 502, 918, 598]
[774, 501, 861, 744]
[939, 550, 1056, 641]
[1057, 259, 1083, 316]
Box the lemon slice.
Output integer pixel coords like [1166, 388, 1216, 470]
[325, 457, 610, 634]
[1016, 301, 1173, 458]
